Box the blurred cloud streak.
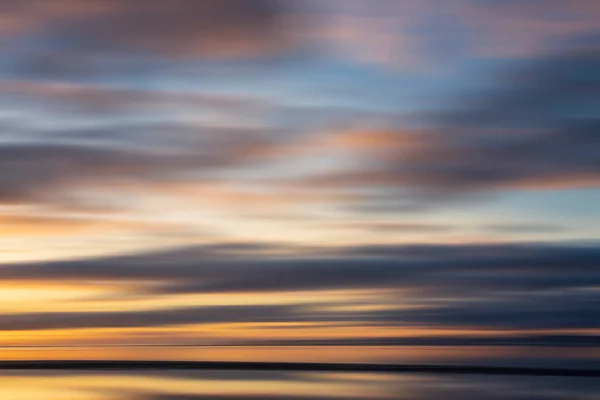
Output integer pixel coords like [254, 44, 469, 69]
[0, 0, 598, 352]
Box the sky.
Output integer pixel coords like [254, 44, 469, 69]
[0, 0, 599, 348]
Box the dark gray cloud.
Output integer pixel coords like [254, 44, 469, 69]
[373, 291, 600, 330]
[295, 45, 600, 205]
[1, 242, 598, 331]
[3, 0, 290, 78]
[0, 125, 277, 205]
[3, 242, 599, 292]
[0, 78, 284, 207]
[3, 36, 598, 215]
[63, 0, 283, 56]
[0, 304, 310, 331]
[241, 334, 600, 347]
[0, 143, 155, 203]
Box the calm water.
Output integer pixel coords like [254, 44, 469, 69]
[0, 370, 599, 400]
[2, 345, 599, 369]
[1, 346, 598, 399]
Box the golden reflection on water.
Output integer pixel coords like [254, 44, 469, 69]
[1, 346, 599, 365]
[0, 371, 403, 400]
[1, 345, 599, 400]
[0, 370, 598, 400]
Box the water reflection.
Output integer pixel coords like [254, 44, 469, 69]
[2, 346, 599, 369]
[0, 370, 598, 400]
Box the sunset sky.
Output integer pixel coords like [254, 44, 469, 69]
[0, 0, 598, 348]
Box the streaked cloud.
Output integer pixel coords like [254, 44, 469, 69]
[289, 46, 600, 209]
[2, 0, 290, 60]
[0, 0, 598, 352]
[1, 242, 597, 342]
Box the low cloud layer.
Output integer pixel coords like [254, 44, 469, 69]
[1, 242, 598, 333]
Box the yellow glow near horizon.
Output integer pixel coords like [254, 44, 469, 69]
[0, 374, 379, 399]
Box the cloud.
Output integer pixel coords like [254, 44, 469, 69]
[374, 291, 600, 330]
[0, 80, 269, 116]
[295, 0, 600, 68]
[3, 0, 599, 78]
[0, 304, 310, 331]
[1, 242, 598, 331]
[2, 5, 598, 218]
[413, 47, 600, 192]
[0, 213, 131, 236]
[480, 224, 567, 234]
[0, 0, 298, 79]
[0, 212, 204, 240]
[0, 0, 597, 346]
[0, 214, 100, 235]
[3, 242, 599, 292]
[0, 143, 166, 204]
[460, 0, 600, 57]
[342, 222, 457, 233]
[242, 334, 600, 347]
[0, 123, 281, 206]
[0, 78, 290, 211]
[289, 45, 600, 208]
[2, 0, 288, 55]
